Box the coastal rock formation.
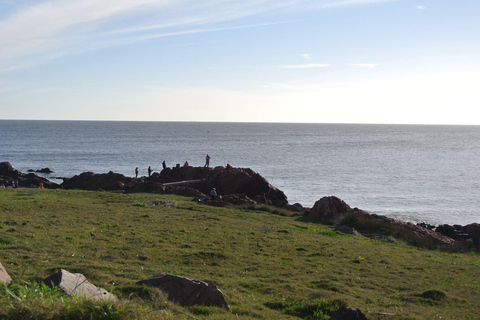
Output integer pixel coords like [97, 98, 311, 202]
[62, 171, 130, 191]
[0, 262, 12, 284]
[137, 274, 230, 310]
[43, 269, 118, 302]
[62, 166, 288, 207]
[28, 167, 53, 173]
[0, 162, 61, 189]
[307, 196, 455, 247]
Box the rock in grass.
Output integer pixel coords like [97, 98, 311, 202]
[43, 269, 117, 302]
[137, 273, 230, 311]
[334, 225, 359, 236]
[328, 307, 367, 320]
[0, 262, 12, 284]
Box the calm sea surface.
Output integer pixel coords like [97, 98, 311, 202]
[1, 120, 479, 225]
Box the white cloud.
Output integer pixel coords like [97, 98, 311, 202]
[0, 0, 402, 71]
[416, 5, 426, 9]
[281, 63, 330, 69]
[298, 53, 312, 59]
[347, 63, 378, 67]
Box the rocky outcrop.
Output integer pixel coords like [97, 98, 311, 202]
[62, 171, 132, 191]
[0, 162, 61, 189]
[62, 166, 288, 207]
[0, 262, 12, 284]
[307, 196, 455, 248]
[137, 274, 230, 310]
[43, 269, 117, 302]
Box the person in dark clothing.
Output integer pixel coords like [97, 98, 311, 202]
[162, 161, 166, 170]
[135, 167, 139, 178]
[148, 166, 152, 177]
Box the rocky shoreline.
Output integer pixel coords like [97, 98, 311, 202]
[1, 161, 479, 250]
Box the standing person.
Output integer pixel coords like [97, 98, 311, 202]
[162, 161, 167, 170]
[204, 154, 211, 168]
[148, 166, 152, 177]
[210, 188, 217, 200]
[135, 167, 139, 178]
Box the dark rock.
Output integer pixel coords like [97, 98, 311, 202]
[287, 202, 304, 212]
[37, 167, 53, 173]
[137, 274, 230, 310]
[421, 289, 446, 301]
[328, 308, 367, 320]
[62, 171, 131, 191]
[417, 222, 435, 230]
[0, 162, 61, 189]
[307, 196, 455, 248]
[334, 225, 359, 236]
[43, 269, 117, 301]
[435, 224, 457, 237]
[0, 262, 12, 284]
[309, 196, 355, 221]
[464, 223, 480, 247]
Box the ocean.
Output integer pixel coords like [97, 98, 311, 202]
[1, 120, 479, 226]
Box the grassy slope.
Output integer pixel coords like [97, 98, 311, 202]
[0, 188, 479, 319]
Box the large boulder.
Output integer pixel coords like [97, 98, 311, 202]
[0, 262, 12, 284]
[43, 269, 117, 302]
[309, 196, 359, 221]
[62, 171, 132, 191]
[137, 274, 230, 310]
[464, 223, 480, 247]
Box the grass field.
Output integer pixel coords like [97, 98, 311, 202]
[0, 188, 479, 319]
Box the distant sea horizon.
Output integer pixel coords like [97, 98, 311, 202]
[1, 119, 479, 226]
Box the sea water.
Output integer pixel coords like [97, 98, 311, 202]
[1, 120, 479, 226]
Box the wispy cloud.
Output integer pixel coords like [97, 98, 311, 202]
[0, 0, 400, 71]
[281, 64, 330, 69]
[298, 53, 312, 59]
[347, 63, 378, 67]
[416, 5, 426, 9]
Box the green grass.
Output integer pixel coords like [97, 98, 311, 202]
[0, 188, 480, 319]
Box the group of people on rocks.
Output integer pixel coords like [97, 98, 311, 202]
[133, 154, 235, 203]
[135, 154, 234, 178]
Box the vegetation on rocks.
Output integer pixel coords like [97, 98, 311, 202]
[0, 188, 479, 319]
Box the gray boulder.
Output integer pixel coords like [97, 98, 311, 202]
[334, 225, 359, 236]
[43, 269, 117, 302]
[137, 273, 230, 310]
[0, 262, 12, 284]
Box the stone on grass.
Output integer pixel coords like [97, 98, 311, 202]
[0, 262, 12, 284]
[43, 269, 117, 302]
[329, 307, 367, 320]
[334, 225, 359, 236]
[137, 273, 230, 311]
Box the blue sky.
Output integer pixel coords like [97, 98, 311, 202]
[1, 0, 479, 124]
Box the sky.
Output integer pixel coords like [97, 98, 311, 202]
[0, 0, 479, 124]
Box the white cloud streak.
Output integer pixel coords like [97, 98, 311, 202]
[0, 0, 401, 71]
[347, 63, 378, 67]
[281, 64, 331, 69]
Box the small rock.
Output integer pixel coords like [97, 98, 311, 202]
[0, 262, 12, 284]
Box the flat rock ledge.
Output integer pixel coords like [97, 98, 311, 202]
[137, 273, 230, 311]
[43, 269, 117, 302]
